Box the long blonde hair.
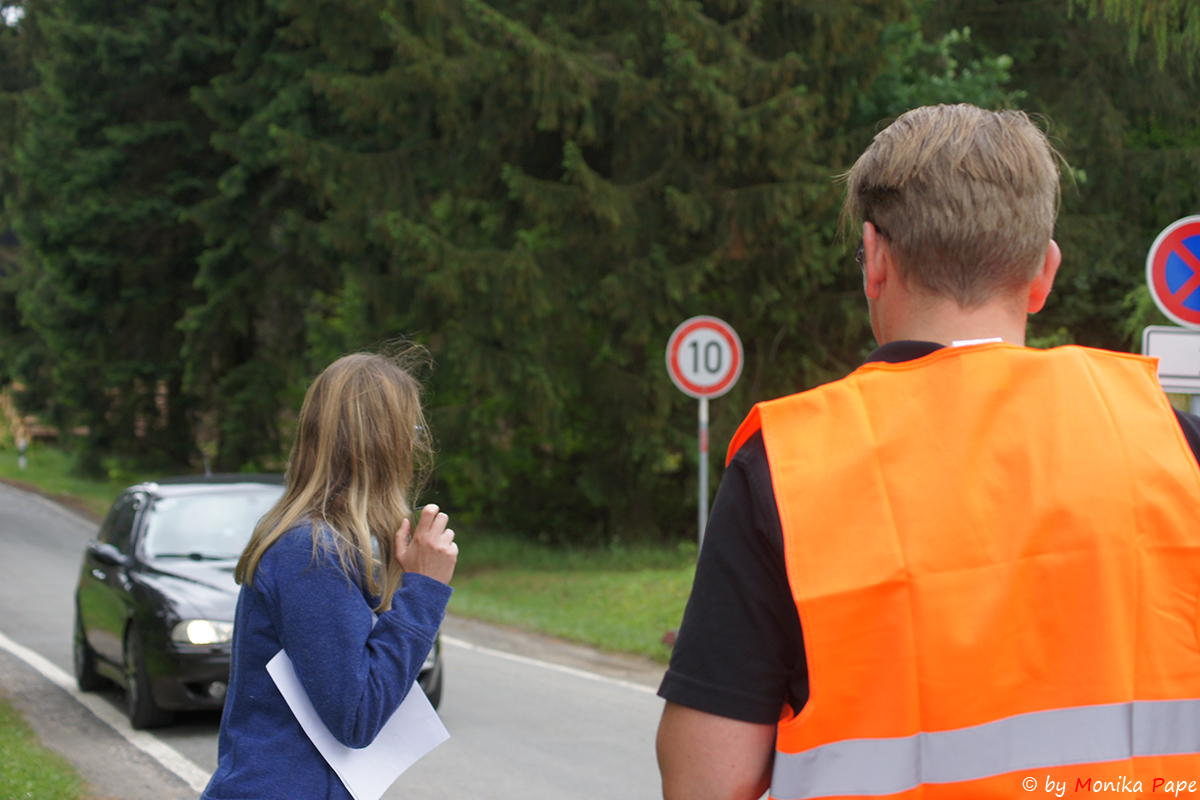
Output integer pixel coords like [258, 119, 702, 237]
[236, 351, 432, 612]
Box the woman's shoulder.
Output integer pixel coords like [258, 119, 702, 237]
[270, 520, 316, 548]
[258, 521, 329, 571]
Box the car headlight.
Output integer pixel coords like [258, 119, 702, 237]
[171, 619, 234, 645]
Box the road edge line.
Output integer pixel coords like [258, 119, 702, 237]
[441, 635, 659, 695]
[0, 628, 212, 793]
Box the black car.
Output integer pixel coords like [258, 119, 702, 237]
[74, 475, 445, 729]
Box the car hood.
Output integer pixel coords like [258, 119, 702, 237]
[140, 560, 240, 621]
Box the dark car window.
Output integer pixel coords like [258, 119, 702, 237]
[112, 494, 144, 556]
[141, 487, 284, 560]
[96, 495, 128, 544]
[99, 493, 140, 554]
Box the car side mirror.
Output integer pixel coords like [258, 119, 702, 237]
[89, 541, 128, 568]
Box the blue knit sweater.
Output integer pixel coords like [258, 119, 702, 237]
[202, 523, 452, 800]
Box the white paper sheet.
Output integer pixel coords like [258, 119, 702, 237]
[266, 649, 450, 800]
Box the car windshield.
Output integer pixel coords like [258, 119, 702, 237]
[142, 487, 284, 560]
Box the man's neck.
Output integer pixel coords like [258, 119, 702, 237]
[878, 294, 1029, 348]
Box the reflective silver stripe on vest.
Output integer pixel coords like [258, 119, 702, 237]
[771, 699, 1200, 800]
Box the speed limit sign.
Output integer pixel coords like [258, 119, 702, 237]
[666, 316, 743, 545]
[665, 316, 744, 399]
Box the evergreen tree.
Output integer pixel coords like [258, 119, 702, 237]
[0, 0, 1029, 539]
[0, 5, 31, 234]
[183, 0, 339, 471]
[8, 0, 229, 471]
[252, 0, 967, 540]
[1, 4, 57, 419]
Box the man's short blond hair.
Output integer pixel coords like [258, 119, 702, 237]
[844, 104, 1061, 307]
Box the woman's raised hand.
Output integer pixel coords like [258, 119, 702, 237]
[396, 504, 458, 585]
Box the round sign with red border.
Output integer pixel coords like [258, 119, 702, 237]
[666, 316, 743, 399]
[1147, 215, 1200, 329]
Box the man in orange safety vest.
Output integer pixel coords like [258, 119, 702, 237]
[656, 103, 1200, 800]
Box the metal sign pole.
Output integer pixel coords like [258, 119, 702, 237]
[666, 315, 742, 548]
[698, 396, 709, 546]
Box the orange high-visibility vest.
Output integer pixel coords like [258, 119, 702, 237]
[727, 343, 1200, 799]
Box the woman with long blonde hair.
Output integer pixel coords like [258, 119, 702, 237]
[203, 352, 457, 800]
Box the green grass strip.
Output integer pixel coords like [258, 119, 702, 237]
[451, 566, 695, 662]
[0, 694, 85, 800]
[0, 446, 132, 520]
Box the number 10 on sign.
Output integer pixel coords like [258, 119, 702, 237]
[666, 316, 744, 545]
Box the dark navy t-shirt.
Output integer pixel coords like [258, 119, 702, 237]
[657, 341, 1200, 724]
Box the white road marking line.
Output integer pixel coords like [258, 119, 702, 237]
[0, 629, 212, 793]
[441, 635, 660, 695]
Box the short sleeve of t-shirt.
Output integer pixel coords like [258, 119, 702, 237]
[656, 431, 808, 724]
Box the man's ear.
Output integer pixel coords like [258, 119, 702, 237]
[1027, 239, 1061, 314]
[862, 222, 890, 300]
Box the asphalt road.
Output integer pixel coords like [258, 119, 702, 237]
[0, 480, 668, 800]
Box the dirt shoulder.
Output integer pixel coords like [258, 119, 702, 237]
[0, 648, 196, 800]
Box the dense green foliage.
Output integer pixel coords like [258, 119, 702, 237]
[0, 8, 41, 417]
[5, 0, 231, 472]
[279, 0, 912, 539]
[922, 1, 1200, 351]
[1, 0, 1195, 541]
[1070, 0, 1200, 68]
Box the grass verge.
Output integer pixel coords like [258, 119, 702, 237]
[451, 567, 693, 662]
[0, 446, 138, 521]
[452, 534, 696, 662]
[0, 445, 696, 663]
[0, 693, 85, 800]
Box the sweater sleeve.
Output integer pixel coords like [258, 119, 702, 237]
[257, 526, 453, 749]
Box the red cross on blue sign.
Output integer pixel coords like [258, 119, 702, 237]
[1147, 216, 1200, 329]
